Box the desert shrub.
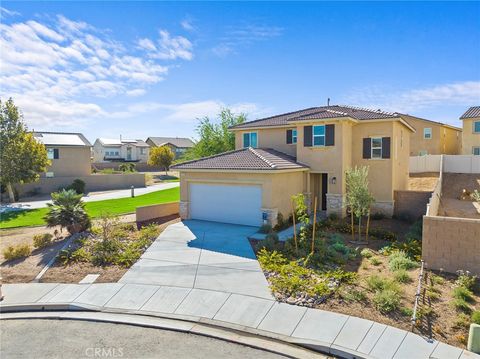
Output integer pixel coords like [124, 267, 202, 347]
[400, 307, 413, 317]
[453, 286, 474, 302]
[257, 249, 288, 272]
[331, 221, 351, 234]
[388, 251, 418, 271]
[472, 310, 480, 325]
[119, 163, 136, 172]
[67, 179, 86, 194]
[44, 189, 91, 234]
[426, 287, 440, 301]
[430, 274, 445, 285]
[452, 298, 472, 314]
[455, 270, 477, 291]
[380, 240, 421, 261]
[365, 275, 397, 292]
[472, 190, 480, 202]
[3, 244, 31, 261]
[343, 288, 367, 302]
[374, 289, 401, 313]
[138, 224, 161, 241]
[454, 313, 471, 329]
[371, 212, 385, 220]
[369, 228, 397, 241]
[256, 232, 280, 252]
[394, 269, 412, 283]
[273, 212, 291, 231]
[360, 248, 373, 258]
[33, 233, 54, 249]
[91, 237, 122, 266]
[259, 224, 272, 234]
[405, 220, 423, 241]
[370, 257, 381, 266]
[117, 222, 137, 232]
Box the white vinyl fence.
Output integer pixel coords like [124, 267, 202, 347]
[410, 155, 480, 174]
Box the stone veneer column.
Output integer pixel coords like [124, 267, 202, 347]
[261, 208, 278, 227]
[179, 201, 190, 220]
[326, 193, 346, 217]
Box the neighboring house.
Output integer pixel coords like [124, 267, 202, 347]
[172, 105, 415, 226]
[146, 137, 194, 159]
[93, 138, 150, 163]
[460, 106, 480, 155]
[396, 114, 462, 155]
[33, 131, 92, 177]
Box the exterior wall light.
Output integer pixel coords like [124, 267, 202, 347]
[331, 177, 337, 185]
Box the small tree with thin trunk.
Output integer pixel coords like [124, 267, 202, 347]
[345, 166, 375, 243]
[148, 146, 175, 175]
[0, 98, 49, 202]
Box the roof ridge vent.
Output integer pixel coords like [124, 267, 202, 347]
[249, 147, 277, 169]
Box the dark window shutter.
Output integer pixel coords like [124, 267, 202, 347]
[362, 138, 371, 159]
[53, 148, 59, 159]
[286, 129, 292, 144]
[382, 137, 391, 158]
[304, 126, 312, 147]
[325, 124, 335, 146]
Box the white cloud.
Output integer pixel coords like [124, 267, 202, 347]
[0, 7, 20, 17]
[0, 14, 191, 128]
[139, 30, 193, 61]
[344, 81, 480, 114]
[180, 18, 195, 32]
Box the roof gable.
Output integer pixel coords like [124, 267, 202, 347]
[33, 131, 91, 147]
[460, 106, 480, 119]
[147, 137, 194, 148]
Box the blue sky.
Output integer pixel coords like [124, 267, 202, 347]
[1, 1, 479, 143]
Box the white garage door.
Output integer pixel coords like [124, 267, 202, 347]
[189, 183, 262, 226]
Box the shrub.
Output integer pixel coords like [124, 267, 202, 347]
[328, 213, 339, 222]
[472, 310, 480, 325]
[370, 257, 381, 266]
[394, 269, 412, 283]
[400, 307, 413, 317]
[365, 275, 397, 292]
[374, 289, 401, 313]
[360, 248, 373, 258]
[452, 286, 474, 302]
[405, 220, 423, 241]
[454, 313, 471, 329]
[3, 244, 31, 261]
[371, 212, 385, 220]
[332, 221, 351, 234]
[388, 251, 418, 271]
[67, 179, 86, 194]
[119, 163, 136, 172]
[343, 289, 367, 302]
[259, 224, 272, 234]
[33, 233, 54, 249]
[451, 298, 472, 314]
[455, 270, 477, 291]
[44, 189, 91, 234]
[257, 249, 287, 272]
[369, 228, 397, 241]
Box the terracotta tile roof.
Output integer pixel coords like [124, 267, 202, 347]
[460, 106, 480, 119]
[230, 105, 398, 129]
[171, 148, 308, 171]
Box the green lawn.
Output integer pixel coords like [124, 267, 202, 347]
[0, 187, 180, 229]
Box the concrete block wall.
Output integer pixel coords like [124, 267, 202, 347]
[136, 202, 179, 223]
[394, 190, 432, 220]
[422, 215, 480, 275]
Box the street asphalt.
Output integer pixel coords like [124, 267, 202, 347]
[1, 319, 288, 359]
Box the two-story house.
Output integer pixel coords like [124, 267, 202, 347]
[146, 137, 194, 159]
[396, 114, 462, 155]
[33, 131, 92, 177]
[460, 106, 480, 155]
[93, 138, 150, 163]
[172, 105, 415, 226]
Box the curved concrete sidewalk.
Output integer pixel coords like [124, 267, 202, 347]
[1, 283, 477, 359]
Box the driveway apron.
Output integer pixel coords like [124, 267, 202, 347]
[120, 220, 273, 299]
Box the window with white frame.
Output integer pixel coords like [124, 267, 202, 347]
[292, 129, 297, 144]
[243, 132, 257, 148]
[473, 147, 480, 156]
[140, 148, 147, 155]
[474, 121, 480, 133]
[424, 128, 432, 139]
[371, 137, 383, 159]
[47, 148, 55, 159]
[313, 125, 325, 146]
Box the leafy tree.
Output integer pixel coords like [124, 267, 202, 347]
[44, 189, 91, 234]
[0, 98, 49, 202]
[345, 166, 375, 243]
[183, 108, 246, 160]
[118, 163, 136, 172]
[148, 146, 175, 174]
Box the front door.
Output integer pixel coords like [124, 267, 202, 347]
[310, 173, 328, 211]
[126, 147, 132, 160]
[321, 173, 328, 211]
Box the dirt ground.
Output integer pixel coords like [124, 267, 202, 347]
[408, 172, 439, 191]
[439, 173, 480, 219]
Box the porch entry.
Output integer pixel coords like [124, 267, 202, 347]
[310, 173, 328, 211]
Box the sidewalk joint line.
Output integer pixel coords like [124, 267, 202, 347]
[354, 320, 375, 351]
[367, 324, 388, 355]
[171, 288, 193, 314]
[212, 292, 232, 319]
[331, 315, 350, 347]
[255, 300, 275, 329]
[191, 231, 205, 289]
[289, 307, 309, 336]
[391, 331, 409, 358]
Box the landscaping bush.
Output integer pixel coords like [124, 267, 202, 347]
[67, 179, 86, 194]
[3, 244, 31, 261]
[119, 163, 136, 172]
[257, 232, 280, 252]
[360, 248, 373, 258]
[374, 289, 401, 313]
[331, 221, 351, 234]
[343, 288, 367, 303]
[393, 269, 412, 283]
[328, 213, 339, 222]
[454, 313, 471, 329]
[257, 249, 287, 272]
[453, 286, 474, 302]
[370, 257, 381, 266]
[273, 212, 292, 232]
[33, 233, 54, 249]
[366, 275, 390, 291]
[369, 228, 397, 241]
[259, 224, 272, 234]
[371, 212, 385, 220]
[455, 270, 477, 291]
[405, 220, 422, 241]
[472, 310, 480, 325]
[400, 307, 413, 317]
[44, 189, 91, 234]
[452, 298, 472, 314]
[388, 251, 419, 271]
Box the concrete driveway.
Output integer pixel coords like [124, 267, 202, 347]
[120, 220, 272, 299]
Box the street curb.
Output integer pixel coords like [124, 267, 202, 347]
[1, 309, 326, 359]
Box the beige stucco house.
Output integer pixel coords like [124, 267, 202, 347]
[397, 114, 461, 155]
[460, 106, 480, 155]
[33, 131, 92, 177]
[93, 138, 150, 163]
[172, 105, 415, 226]
[146, 137, 194, 159]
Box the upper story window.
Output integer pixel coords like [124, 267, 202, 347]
[474, 121, 480, 133]
[286, 129, 298, 144]
[313, 125, 325, 146]
[371, 137, 383, 159]
[243, 132, 257, 148]
[473, 147, 480, 156]
[292, 129, 297, 144]
[424, 128, 432, 139]
[140, 147, 147, 155]
[47, 148, 59, 160]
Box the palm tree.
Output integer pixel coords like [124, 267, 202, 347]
[44, 189, 91, 234]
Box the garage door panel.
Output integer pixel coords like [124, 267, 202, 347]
[189, 183, 262, 226]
